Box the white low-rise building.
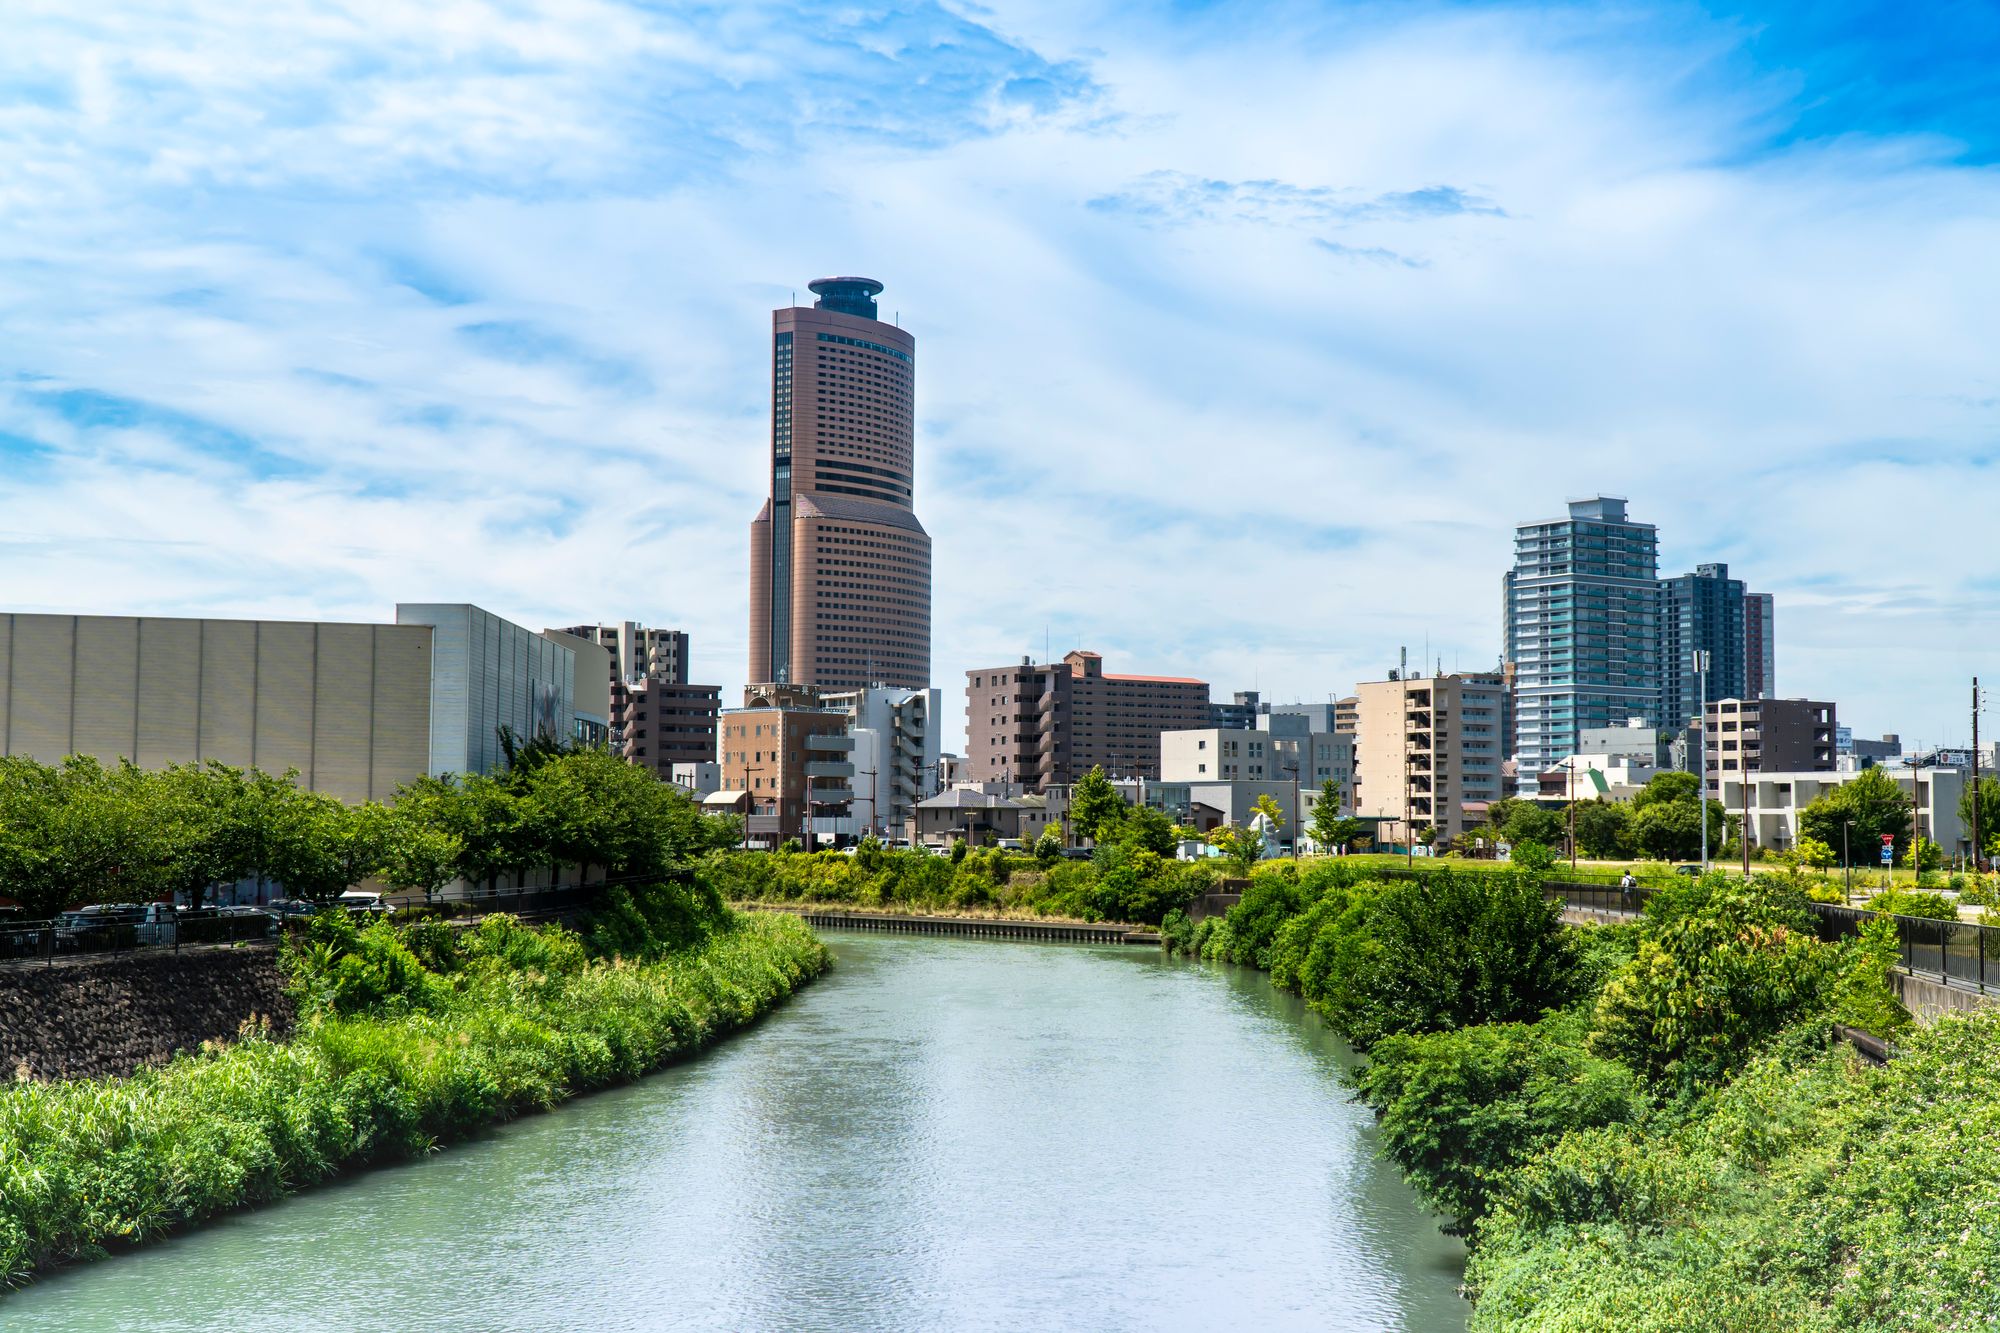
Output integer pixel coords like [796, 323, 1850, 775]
[1713, 767, 1967, 856]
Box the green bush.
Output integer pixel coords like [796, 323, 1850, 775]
[1470, 1013, 2000, 1331]
[1864, 887, 1959, 921]
[1353, 1010, 1648, 1232]
[1313, 871, 1579, 1049]
[0, 910, 828, 1290]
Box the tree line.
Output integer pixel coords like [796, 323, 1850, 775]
[0, 741, 738, 919]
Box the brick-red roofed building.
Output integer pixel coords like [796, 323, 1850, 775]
[964, 649, 1212, 790]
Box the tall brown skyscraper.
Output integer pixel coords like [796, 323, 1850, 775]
[749, 277, 931, 691]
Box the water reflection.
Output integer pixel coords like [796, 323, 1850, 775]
[10, 935, 1466, 1333]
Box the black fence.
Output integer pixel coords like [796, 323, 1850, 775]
[0, 883, 593, 969]
[0, 911, 278, 966]
[1808, 901, 2000, 994]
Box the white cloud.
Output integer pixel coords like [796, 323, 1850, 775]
[0, 0, 1995, 752]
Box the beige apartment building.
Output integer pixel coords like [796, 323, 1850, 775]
[1353, 672, 1506, 846]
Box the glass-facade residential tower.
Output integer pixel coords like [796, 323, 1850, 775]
[1503, 497, 1660, 793]
[1658, 562, 1747, 734]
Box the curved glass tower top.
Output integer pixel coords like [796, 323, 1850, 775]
[808, 276, 884, 320]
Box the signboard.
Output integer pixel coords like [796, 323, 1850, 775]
[1880, 844, 1894, 865]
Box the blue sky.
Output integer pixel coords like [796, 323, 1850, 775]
[2, 0, 1997, 749]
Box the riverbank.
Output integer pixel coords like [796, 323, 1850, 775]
[1180, 859, 2000, 1329]
[700, 844, 1210, 925]
[0, 907, 828, 1292]
[2, 931, 1469, 1332]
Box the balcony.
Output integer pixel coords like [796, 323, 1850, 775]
[806, 734, 854, 752]
[807, 785, 855, 805]
[805, 760, 855, 779]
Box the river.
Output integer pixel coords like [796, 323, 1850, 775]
[9, 932, 1468, 1332]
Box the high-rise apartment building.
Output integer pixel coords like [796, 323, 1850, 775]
[558, 621, 721, 775]
[1658, 562, 1746, 734]
[964, 650, 1210, 790]
[748, 277, 931, 692]
[1744, 592, 1775, 698]
[1503, 497, 1661, 793]
[1352, 672, 1507, 845]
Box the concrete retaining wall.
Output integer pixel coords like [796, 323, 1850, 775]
[1893, 970, 1998, 1022]
[0, 946, 294, 1081]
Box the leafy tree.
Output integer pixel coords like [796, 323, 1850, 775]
[1251, 792, 1286, 831]
[1309, 779, 1347, 852]
[1069, 766, 1124, 843]
[1798, 766, 1913, 865]
[1502, 803, 1565, 847]
[1632, 770, 1701, 810]
[1312, 870, 1580, 1048]
[1905, 835, 1943, 872]
[1110, 804, 1178, 857]
[1207, 822, 1266, 876]
[375, 805, 463, 905]
[1571, 800, 1634, 860]
[1510, 839, 1557, 877]
[1959, 775, 2000, 857]
[1791, 835, 1836, 870]
[1354, 1011, 1647, 1232]
[264, 793, 389, 903]
[1032, 823, 1065, 867]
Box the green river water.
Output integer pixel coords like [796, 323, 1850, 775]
[8, 932, 1468, 1332]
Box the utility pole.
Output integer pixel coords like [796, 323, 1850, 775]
[1974, 678, 1984, 873]
[1911, 743, 1925, 884]
[1695, 650, 1711, 875]
[1567, 761, 1578, 872]
[1740, 762, 1751, 879]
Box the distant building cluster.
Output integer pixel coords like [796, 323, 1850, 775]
[7, 273, 1974, 861]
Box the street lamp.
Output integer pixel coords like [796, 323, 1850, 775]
[1841, 817, 1853, 900]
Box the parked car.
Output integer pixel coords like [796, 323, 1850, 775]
[1059, 847, 1094, 861]
[264, 898, 320, 920]
[338, 890, 394, 915]
[54, 904, 145, 936]
[1674, 864, 1703, 877]
[133, 902, 184, 946]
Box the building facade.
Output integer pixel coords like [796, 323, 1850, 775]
[0, 612, 433, 804]
[1716, 767, 1964, 857]
[1210, 690, 1261, 730]
[1744, 592, 1775, 698]
[559, 621, 721, 775]
[964, 650, 1210, 790]
[817, 685, 942, 838]
[748, 277, 931, 692]
[1504, 496, 1661, 793]
[718, 684, 855, 848]
[1159, 727, 1353, 797]
[1352, 672, 1507, 846]
[1658, 562, 1746, 734]
[1703, 697, 1837, 796]
[395, 604, 591, 779]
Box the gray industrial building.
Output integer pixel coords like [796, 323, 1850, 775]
[0, 604, 604, 802]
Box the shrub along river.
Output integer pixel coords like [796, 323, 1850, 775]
[10, 932, 1467, 1331]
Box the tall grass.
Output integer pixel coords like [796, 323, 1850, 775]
[0, 910, 827, 1289]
